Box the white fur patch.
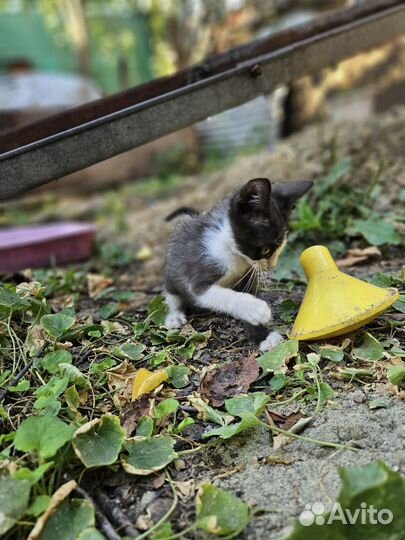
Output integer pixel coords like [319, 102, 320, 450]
[195, 285, 272, 326]
[165, 311, 187, 329]
[164, 291, 187, 328]
[259, 331, 285, 352]
[203, 216, 253, 287]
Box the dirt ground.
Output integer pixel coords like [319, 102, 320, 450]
[2, 105, 405, 539]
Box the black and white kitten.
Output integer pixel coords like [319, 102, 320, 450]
[164, 178, 313, 351]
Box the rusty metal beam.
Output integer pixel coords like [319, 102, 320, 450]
[0, 0, 404, 200]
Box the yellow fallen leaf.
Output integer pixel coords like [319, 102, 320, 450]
[132, 368, 168, 400]
[135, 245, 153, 261]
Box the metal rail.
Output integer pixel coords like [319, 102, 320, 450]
[0, 0, 404, 200]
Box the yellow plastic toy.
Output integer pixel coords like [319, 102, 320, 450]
[289, 245, 399, 341]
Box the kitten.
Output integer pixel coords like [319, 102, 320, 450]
[163, 178, 313, 351]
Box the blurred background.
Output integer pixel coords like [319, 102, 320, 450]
[0, 0, 404, 283]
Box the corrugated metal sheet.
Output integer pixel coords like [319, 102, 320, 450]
[196, 96, 275, 156]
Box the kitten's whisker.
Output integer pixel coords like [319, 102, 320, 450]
[232, 265, 255, 290]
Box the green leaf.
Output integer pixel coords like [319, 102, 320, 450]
[196, 484, 250, 536]
[41, 313, 76, 339]
[279, 299, 299, 323]
[113, 343, 145, 361]
[122, 436, 178, 475]
[13, 462, 53, 485]
[99, 302, 120, 320]
[59, 363, 90, 389]
[39, 499, 96, 540]
[393, 295, 405, 314]
[8, 379, 30, 393]
[34, 376, 70, 414]
[78, 528, 106, 540]
[387, 364, 405, 386]
[175, 417, 195, 434]
[152, 522, 174, 539]
[270, 373, 290, 391]
[224, 392, 269, 417]
[310, 344, 344, 363]
[203, 414, 262, 440]
[319, 382, 335, 403]
[0, 476, 31, 534]
[42, 350, 72, 374]
[189, 396, 233, 426]
[285, 461, 405, 539]
[166, 365, 190, 388]
[26, 494, 51, 517]
[73, 414, 125, 468]
[148, 296, 168, 326]
[353, 333, 384, 362]
[350, 219, 401, 246]
[154, 398, 179, 419]
[136, 417, 154, 438]
[257, 340, 299, 375]
[15, 416, 74, 460]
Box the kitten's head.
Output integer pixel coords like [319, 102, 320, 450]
[229, 178, 313, 269]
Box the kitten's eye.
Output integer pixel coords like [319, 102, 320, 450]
[261, 247, 271, 257]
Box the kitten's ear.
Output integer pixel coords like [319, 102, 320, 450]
[234, 178, 271, 217]
[272, 180, 313, 212]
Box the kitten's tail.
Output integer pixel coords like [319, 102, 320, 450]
[165, 207, 199, 222]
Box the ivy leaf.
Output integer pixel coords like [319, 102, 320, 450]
[14, 416, 74, 460]
[112, 343, 145, 361]
[41, 313, 76, 340]
[353, 333, 384, 362]
[387, 364, 405, 386]
[189, 396, 233, 426]
[59, 363, 90, 389]
[203, 414, 262, 440]
[0, 477, 31, 534]
[42, 350, 72, 374]
[196, 484, 250, 536]
[224, 392, 269, 417]
[37, 499, 98, 540]
[154, 398, 179, 419]
[136, 417, 154, 438]
[122, 436, 178, 475]
[257, 340, 299, 375]
[26, 495, 51, 517]
[166, 365, 190, 388]
[13, 462, 54, 485]
[350, 219, 401, 246]
[148, 296, 168, 326]
[73, 414, 125, 468]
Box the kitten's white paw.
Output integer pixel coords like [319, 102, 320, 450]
[165, 311, 187, 329]
[243, 298, 272, 326]
[259, 331, 285, 352]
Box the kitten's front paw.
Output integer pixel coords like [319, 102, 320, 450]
[165, 311, 187, 329]
[259, 331, 285, 352]
[244, 298, 272, 326]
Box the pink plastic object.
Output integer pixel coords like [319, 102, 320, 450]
[0, 222, 96, 273]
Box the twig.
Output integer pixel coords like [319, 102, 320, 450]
[93, 490, 139, 538]
[0, 357, 35, 403]
[74, 485, 121, 540]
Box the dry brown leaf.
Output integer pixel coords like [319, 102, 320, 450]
[175, 479, 196, 499]
[152, 473, 166, 490]
[336, 246, 381, 268]
[107, 361, 138, 408]
[28, 480, 77, 540]
[87, 273, 113, 299]
[121, 395, 153, 436]
[199, 355, 259, 407]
